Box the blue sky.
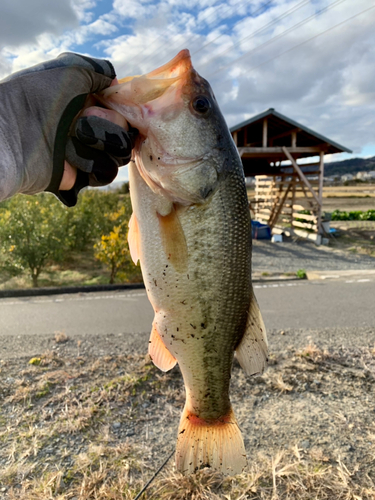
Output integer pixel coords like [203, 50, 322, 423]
[1, 0, 375, 182]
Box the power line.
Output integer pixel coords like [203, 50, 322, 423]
[124, 0, 223, 67]
[192, 0, 307, 57]
[203, 0, 348, 77]
[208, 2, 375, 81]
[141, 0, 256, 70]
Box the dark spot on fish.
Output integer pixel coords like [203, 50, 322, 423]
[176, 327, 179, 331]
[153, 279, 157, 287]
[149, 155, 153, 161]
[187, 274, 190, 279]
[179, 429, 185, 434]
[201, 323, 206, 329]
[181, 300, 186, 305]
[171, 335, 175, 338]
[190, 324, 196, 329]
[191, 334, 195, 338]
[158, 157, 161, 160]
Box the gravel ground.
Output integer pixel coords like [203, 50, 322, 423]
[1, 327, 374, 499]
[252, 237, 375, 273]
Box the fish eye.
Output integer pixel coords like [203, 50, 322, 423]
[192, 96, 211, 114]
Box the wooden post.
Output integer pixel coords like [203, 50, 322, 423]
[282, 147, 320, 205]
[317, 151, 325, 234]
[233, 131, 238, 146]
[244, 127, 248, 146]
[291, 130, 297, 148]
[291, 176, 296, 228]
[269, 183, 292, 229]
[262, 118, 268, 147]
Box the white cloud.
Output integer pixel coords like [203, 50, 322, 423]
[0, 0, 375, 163]
[0, 0, 79, 47]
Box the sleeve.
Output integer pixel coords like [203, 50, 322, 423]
[0, 78, 55, 202]
[0, 119, 22, 202]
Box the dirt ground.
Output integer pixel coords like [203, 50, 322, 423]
[0, 325, 374, 499]
[323, 196, 375, 213]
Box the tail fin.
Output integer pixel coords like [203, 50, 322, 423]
[175, 404, 247, 475]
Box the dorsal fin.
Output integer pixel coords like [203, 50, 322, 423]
[236, 292, 268, 376]
[149, 322, 177, 372]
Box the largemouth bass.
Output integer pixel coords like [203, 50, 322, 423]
[99, 50, 268, 475]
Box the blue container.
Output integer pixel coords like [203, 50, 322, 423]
[251, 220, 272, 240]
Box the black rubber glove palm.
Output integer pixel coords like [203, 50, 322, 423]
[2, 52, 137, 206]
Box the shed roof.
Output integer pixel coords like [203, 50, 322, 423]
[230, 108, 351, 155]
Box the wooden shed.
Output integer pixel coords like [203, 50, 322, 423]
[230, 108, 351, 240]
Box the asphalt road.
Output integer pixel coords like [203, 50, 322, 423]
[0, 278, 374, 346]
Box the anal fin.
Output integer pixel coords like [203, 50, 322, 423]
[149, 323, 177, 372]
[236, 292, 268, 376]
[128, 213, 141, 265]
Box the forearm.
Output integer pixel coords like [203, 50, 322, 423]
[0, 81, 52, 201]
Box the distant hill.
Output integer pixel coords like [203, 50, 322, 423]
[325, 156, 375, 176]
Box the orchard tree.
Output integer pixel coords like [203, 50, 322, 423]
[94, 204, 133, 284]
[0, 194, 69, 287]
[94, 225, 132, 284]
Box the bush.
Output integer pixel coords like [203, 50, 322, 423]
[296, 269, 307, 279]
[331, 209, 375, 221]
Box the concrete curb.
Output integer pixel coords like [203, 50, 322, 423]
[0, 276, 304, 299]
[0, 282, 145, 299]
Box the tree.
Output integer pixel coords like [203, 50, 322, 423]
[0, 194, 69, 287]
[94, 203, 133, 284]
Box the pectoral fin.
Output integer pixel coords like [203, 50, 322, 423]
[128, 213, 141, 265]
[157, 205, 188, 272]
[236, 292, 268, 376]
[149, 322, 177, 372]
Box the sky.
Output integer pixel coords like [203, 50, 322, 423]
[1, 0, 375, 183]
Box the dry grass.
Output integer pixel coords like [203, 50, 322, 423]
[54, 331, 70, 344]
[0, 343, 374, 499]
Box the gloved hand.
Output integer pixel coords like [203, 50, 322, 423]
[0, 52, 137, 206]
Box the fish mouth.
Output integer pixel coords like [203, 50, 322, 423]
[146, 49, 193, 80]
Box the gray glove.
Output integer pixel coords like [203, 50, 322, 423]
[0, 52, 137, 206]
